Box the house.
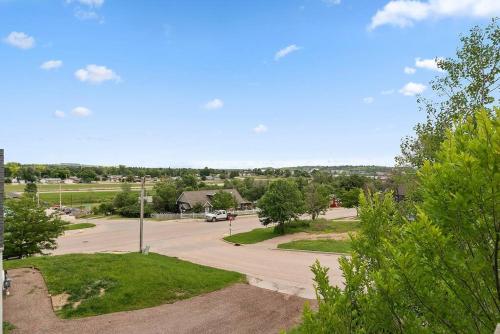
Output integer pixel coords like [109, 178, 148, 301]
[177, 189, 252, 213]
[40, 178, 61, 184]
[394, 185, 406, 202]
[63, 176, 81, 184]
[107, 175, 123, 182]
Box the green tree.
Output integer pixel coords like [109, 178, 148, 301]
[112, 183, 151, 217]
[152, 180, 178, 212]
[211, 191, 237, 210]
[79, 168, 97, 183]
[5, 162, 21, 179]
[229, 170, 239, 179]
[257, 180, 305, 234]
[191, 202, 205, 213]
[24, 182, 38, 197]
[299, 109, 499, 333]
[181, 173, 198, 189]
[398, 19, 499, 167]
[199, 167, 212, 177]
[304, 183, 331, 220]
[20, 166, 37, 183]
[4, 196, 66, 258]
[337, 188, 361, 208]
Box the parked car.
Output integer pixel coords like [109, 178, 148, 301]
[205, 210, 237, 222]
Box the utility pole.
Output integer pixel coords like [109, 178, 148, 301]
[139, 176, 145, 253]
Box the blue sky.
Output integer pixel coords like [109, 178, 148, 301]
[1, 0, 498, 168]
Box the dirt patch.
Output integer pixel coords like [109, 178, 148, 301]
[51, 293, 71, 311]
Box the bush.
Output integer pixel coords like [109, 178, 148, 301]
[297, 110, 499, 333]
[4, 196, 66, 259]
[94, 202, 115, 215]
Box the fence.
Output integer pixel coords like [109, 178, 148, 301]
[152, 209, 259, 221]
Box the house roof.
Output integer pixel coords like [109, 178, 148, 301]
[177, 189, 250, 208]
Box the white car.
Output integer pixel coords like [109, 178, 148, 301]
[205, 210, 237, 222]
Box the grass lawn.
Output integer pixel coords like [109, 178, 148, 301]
[224, 219, 359, 244]
[64, 223, 96, 230]
[5, 183, 153, 193]
[4, 253, 245, 319]
[3, 322, 15, 333]
[277, 239, 352, 253]
[39, 191, 135, 206]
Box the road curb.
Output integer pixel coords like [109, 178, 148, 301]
[272, 247, 349, 256]
[220, 238, 243, 247]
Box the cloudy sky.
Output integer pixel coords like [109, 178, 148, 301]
[1, 0, 498, 168]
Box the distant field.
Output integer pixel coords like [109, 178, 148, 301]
[5, 182, 153, 193]
[39, 191, 141, 207]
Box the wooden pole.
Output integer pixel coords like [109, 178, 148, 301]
[139, 176, 145, 253]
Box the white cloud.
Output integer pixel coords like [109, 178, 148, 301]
[415, 57, 444, 71]
[72, 107, 92, 117]
[253, 124, 268, 133]
[74, 9, 100, 21]
[274, 44, 301, 61]
[381, 89, 395, 95]
[54, 110, 66, 118]
[363, 97, 375, 104]
[67, 0, 104, 7]
[323, 0, 341, 6]
[204, 98, 224, 110]
[399, 82, 427, 96]
[369, 0, 500, 30]
[404, 66, 416, 74]
[75, 65, 120, 84]
[3, 32, 35, 49]
[41, 60, 63, 70]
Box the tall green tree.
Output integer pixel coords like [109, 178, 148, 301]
[4, 196, 67, 258]
[211, 191, 237, 210]
[152, 180, 178, 212]
[398, 19, 499, 167]
[298, 109, 499, 333]
[24, 182, 38, 197]
[257, 179, 305, 234]
[304, 183, 331, 220]
[5, 162, 21, 179]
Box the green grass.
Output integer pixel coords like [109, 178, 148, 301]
[5, 183, 153, 193]
[224, 219, 359, 244]
[3, 321, 15, 333]
[4, 253, 245, 319]
[64, 223, 96, 230]
[278, 239, 352, 253]
[39, 191, 138, 206]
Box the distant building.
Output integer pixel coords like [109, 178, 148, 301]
[107, 175, 123, 182]
[177, 189, 252, 213]
[40, 178, 61, 184]
[63, 177, 81, 184]
[394, 185, 406, 202]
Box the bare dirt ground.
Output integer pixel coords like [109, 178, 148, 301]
[5, 268, 311, 334]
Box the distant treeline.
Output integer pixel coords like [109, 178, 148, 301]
[4, 163, 396, 183]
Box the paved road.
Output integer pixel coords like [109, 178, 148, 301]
[55, 208, 356, 299]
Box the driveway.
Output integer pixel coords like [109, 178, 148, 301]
[54, 208, 356, 299]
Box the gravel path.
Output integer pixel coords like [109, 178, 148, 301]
[5, 268, 310, 334]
